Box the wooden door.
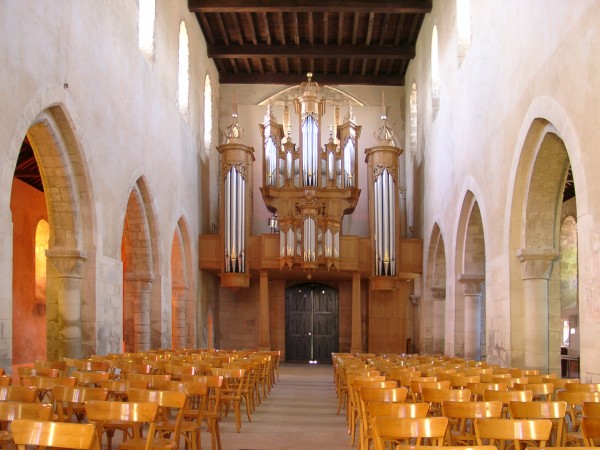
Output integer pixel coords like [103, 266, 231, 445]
[285, 284, 338, 362]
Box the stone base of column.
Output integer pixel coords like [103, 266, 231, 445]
[257, 346, 271, 351]
[350, 346, 362, 354]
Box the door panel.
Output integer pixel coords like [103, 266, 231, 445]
[285, 284, 338, 362]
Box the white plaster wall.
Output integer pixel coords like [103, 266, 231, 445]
[0, 0, 218, 359]
[405, 0, 600, 377]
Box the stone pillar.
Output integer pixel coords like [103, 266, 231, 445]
[399, 187, 407, 239]
[458, 273, 484, 361]
[517, 248, 558, 371]
[431, 286, 446, 354]
[172, 283, 188, 349]
[350, 272, 362, 353]
[46, 248, 86, 360]
[258, 270, 270, 350]
[125, 272, 154, 352]
[409, 294, 420, 354]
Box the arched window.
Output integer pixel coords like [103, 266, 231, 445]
[431, 26, 440, 115]
[178, 21, 189, 118]
[457, 0, 471, 64]
[203, 74, 212, 155]
[35, 219, 49, 302]
[138, 0, 155, 59]
[409, 82, 418, 156]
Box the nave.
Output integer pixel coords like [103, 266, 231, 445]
[206, 363, 347, 450]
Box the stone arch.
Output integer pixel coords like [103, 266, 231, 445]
[509, 118, 573, 373]
[171, 217, 195, 349]
[122, 177, 160, 352]
[4, 92, 97, 364]
[424, 222, 447, 354]
[455, 191, 486, 360]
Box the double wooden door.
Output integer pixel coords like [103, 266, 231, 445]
[285, 284, 338, 362]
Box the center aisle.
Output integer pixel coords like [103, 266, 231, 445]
[204, 363, 349, 450]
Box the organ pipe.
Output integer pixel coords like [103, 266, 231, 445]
[372, 168, 396, 276]
[224, 166, 246, 273]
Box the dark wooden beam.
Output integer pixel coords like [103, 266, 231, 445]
[207, 43, 415, 58]
[189, 0, 432, 14]
[218, 71, 405, 86]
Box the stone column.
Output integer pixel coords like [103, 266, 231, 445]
[172, 283, 188, 348]
[350, 272, 362, 353]
[458, 273, 484, 361]
[409, 294, 420, 353]
[46, 248, 86, 359]
[430, 286, 446, 354]
[399, 187, 407, 239]
[517, 248, 558, 371]
[125, 272, 154, 352]
[258, 270, 271, 350]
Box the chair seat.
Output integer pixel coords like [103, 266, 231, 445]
[120, 437, 177, 450]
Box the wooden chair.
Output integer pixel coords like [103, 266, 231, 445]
[372, 416, 449, 450]
[468, 382, 509, 401]
[474, 418, 553, 450]
[358, 387, 409, 450]
[0, 386, 37, 403]
[0, 377, 10, 387]
[11, 419, 100, 450]
[583, 401, 600, 418]
[367, 402, 429, 450]
[421, 388, 471, 417]
[349, 378, 396, 446]
[85, 400, 158, 450]
[410, 380, 451, 403]
[210, 368, 248, 432]
[581, 416, 600, 446]
[514, 383, 554, 401]
[73, 371, 111, 387]
[126, 388, 187, 450]
[76, 360, 111, 373]
[483, 389, 533, 417]
[53, 385, 109, 422]
[17, 367, 58, 386]
[0, 401, 53, 450]
[181, 375, 224, 450]
[565, 383, 600, 393]
[34, 360, 68, 377]
[99, 379, 149, 401]
[450, 374, 481, 389]
[30, 375, 76, 403]
[557, 389, 600, 444]
[544, 377, 579, 400]
[442, 401, 503, 446]
[396, 446, 497, 450]
[509, 401, 567, 446]
[125, 373, 171, 390]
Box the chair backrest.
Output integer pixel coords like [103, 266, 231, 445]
[0, 386, 37, 403]
[0, 401, 53, 424]
[368, 401, 430, 419]
[73, 371, 110, 387]
[442, 400, 503, 420]
[483, 389, 533, 403]
[11, 419, 100, 450]
[34, 360, 68, 376]
[76, 360, 110, 372]
[395, 446, 497, 450]
[31, 375, 77, 389]
[583, 401, 600, 418]
[450, 374, 481, 389]
[125, 373, 172, 389]
[17, 367, 59, 385]
[509, 400, 566, 446]
[0, 375, 11, 386]
[422, 387, 472, 403]
[514, 382, 554, 400]
[372, 416, 449, 450]
[565, 383, 600, 393]
[582, 416, 600, 446]
[474, 418, 553, 450]
[86, 400, 158, 450]
[360, 386, 408, 404]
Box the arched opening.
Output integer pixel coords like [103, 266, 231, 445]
[178, 21, 189, 118]
[424, 223, 446, 354]
[9, 103, 94, 366]
[171, 218, 195, 349]
[455, 193, 486, 361]
[121, 178, 159, 352]
[409, 82, 418, 158]
[138, 0, 155, 60]
[456, 0, 471, 64]
[510, 119, 575, 373]
[204, 73, 212, 155]
[285, 283, 338, 362]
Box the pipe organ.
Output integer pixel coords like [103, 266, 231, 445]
[217, 110, 255, 289]
[259, 74, 361, 274]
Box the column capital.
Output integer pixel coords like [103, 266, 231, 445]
[45, 248, 86, 278]
[458, 273, 484, 296]
[516, 247, 558, 280]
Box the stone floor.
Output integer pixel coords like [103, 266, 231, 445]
[202, 362, 350, 450]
